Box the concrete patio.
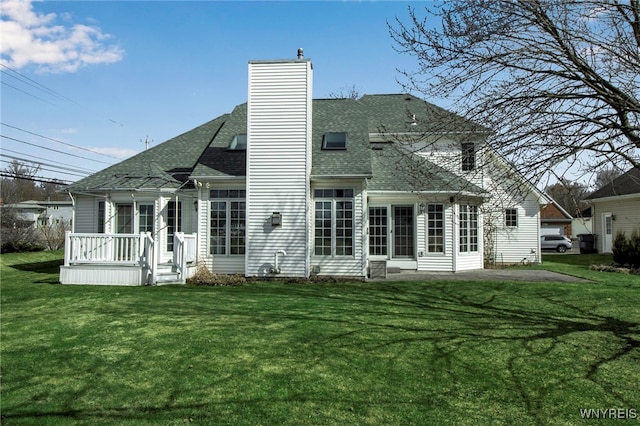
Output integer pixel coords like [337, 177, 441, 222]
[374, 269, 591, 283]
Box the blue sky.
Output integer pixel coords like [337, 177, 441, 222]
[1, 0, 425, 184]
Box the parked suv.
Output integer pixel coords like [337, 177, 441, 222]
[540, 235, 573, 253]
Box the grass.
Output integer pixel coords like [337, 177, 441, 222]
[1, 251, 639, 425]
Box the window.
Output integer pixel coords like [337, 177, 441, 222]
[369, 207, 388, 256]
[116, 204, 133, 234]
[97, 200, 105, 233]
[459, 205, 478, 252]
[505, 208, 518, 227]
[139, 205, 154, 234]
[210, 190, 246, 255]
[461, 143, 475, 171]
[229, 134, 246, 150]
[322, 132, 347, 150]
[427, 204, 444, 253]
[314, 189, 354, 256]
[167, 201, 182, 251]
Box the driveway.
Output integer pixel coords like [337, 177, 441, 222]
[373, 269, 591, 283]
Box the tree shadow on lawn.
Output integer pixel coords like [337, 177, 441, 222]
[2, 280, 639, 425]
[247, 282, 640, 422]
[9, 259, 63, 284]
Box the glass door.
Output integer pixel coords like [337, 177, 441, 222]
[393, 206, 414, 258]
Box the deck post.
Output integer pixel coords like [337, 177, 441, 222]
[64, 231, 71, 266]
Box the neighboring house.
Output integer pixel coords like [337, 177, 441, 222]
[571, 207, 592, 239]
[586, 167, 640, 253]
[1, 200, 73, 228]
[540, 201, 573, 237]
[60, 54, 547, 285]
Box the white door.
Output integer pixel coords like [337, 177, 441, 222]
[602, 212, 613, 253]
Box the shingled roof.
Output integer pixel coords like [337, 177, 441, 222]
[587, 167, 640, 199]
[65, 94, 487, 194]
[66, 114, 227, 192]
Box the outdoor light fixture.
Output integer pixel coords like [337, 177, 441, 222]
[193, 200, 198, 212]
[419, 203, 427, 214]
[271, 212, 282, 227]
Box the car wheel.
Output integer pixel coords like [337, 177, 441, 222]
[557, 245, 567, 253]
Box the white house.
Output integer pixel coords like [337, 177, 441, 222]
[60, 53, 546, 285]
[586, 167, 640, 253]
[1, 199, 73, 228]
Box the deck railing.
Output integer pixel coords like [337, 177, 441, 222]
[63, 232, 196, 284]
[173, 232, 196, 280]
[63, 232, 150, 265]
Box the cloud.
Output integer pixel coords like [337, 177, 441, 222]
[89, 146, 139, 159]
[0, 0, 124, 73]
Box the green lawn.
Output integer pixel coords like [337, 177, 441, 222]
[1, 251, 639, 425]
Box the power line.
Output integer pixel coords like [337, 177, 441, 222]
[0, 148, 97, 174]
[0, 134, 113, 165]
[1, 81, 57, 106]
[1, 64, 126, 128]
[0, 172, 72, 185]
[1, 63, 77, 104]
[0, 155, 93, 176]
[0, 159, 87, 179]
[1, 122, 120, 160]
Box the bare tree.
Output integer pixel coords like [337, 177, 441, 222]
[1, 160, 42, 203]
[389, 0, 640, 182]
[544, 179, 589, 215]
[40, 219, 70, 250]
[328, 85, 361, 100]
[592, 166, 624, 190]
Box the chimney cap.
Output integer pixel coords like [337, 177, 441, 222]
[297, 48, 304, 59]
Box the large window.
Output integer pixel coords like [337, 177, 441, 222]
[459, 205, 479, 252]
[116, 204, 133, 234]
[139, 204, 154, 234]
[167, 201, 182, 251]
[210, 190, 246, 256]
[369, 207, 388, 256]
[461, 143, 475, 171]
[505, 208, 518, 227]
[314, 189, 354, 256]
[427, 204, 444, 253]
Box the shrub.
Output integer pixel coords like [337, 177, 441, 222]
[612, 230, 640, 268]
[187, 263, 246, 286]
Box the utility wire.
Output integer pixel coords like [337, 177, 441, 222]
[0, 148, 97, 174]
[0, 64, 76, 104]
[1, 135, 113, 165]
[1, 81, 57, 106]
[0, 154, 92, 176]
[1, 64, 125, 128]
[1, 122, 120, 160]
[0, 172, 72, 185]
[0, 159, 87, 179]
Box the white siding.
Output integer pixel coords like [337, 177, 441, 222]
[490, 195, 541, 264]
[246, 60, 312, 277]
[74, 195, 97, 233]
[591, 196, 640, 253]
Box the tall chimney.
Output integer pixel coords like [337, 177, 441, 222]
[245, 54, 313, 277]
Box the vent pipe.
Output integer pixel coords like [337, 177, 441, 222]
[297, 48, 304, 59]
